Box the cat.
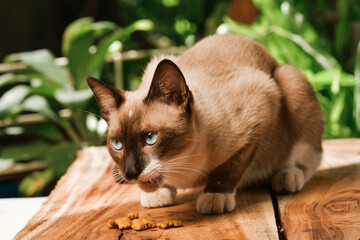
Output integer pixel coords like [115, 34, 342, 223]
[87, 34, 323, 215]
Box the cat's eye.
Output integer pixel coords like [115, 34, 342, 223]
[145, 132, 158, 145]
[111, 139, 123, 150]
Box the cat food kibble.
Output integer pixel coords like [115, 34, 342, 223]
[107, 219, 117, 229]
[107, 217, 131, 230]
[156, 219, 183, 229]
[132, 218, 156, 231]
[107, 212, 183, 231]
[127, 212, 139, 220]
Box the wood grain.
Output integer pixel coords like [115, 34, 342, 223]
[14, 147, 278, 240]
[15, 139, 360, 240]
[277, 139, 360, 240]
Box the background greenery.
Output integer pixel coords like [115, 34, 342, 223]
[0, 0, 359, 196]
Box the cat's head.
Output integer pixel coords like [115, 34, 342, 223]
[87, 59, 200, 192]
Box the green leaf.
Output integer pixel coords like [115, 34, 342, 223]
[55, 88, 93, 110]
[4, 49, 70, 87]
[24, 123, 64, 142]
[29, 80, 60, 98]
[45, 143, 80, 178]
[18, 169, 54, 197]
[330, 91, 346, 123]
[0, 140, 51, 162]
[63, 18, 116, 89]
[330, 68, 341, 95]
[310, 70, 355, 90]
[0, 73, 30, 88]
[334, 0, 349, 57]
[62, 17, 94, 56]
[87, 19, 154, 79]
[269, 26, 339, 70]
[131, 19, 154, 32]
[21, 95, 62, 124]
[0, 85, 30, 120]
[66, 30, 97, 90]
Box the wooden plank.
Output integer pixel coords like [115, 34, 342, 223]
[0, 160, 47, 181]
[277, 139, 360, 240]
[14, 147, 278, 240]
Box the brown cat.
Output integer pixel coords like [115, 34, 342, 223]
[87, 34, 323, 214]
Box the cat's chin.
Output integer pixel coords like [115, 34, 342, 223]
[137, 176, 162, 192]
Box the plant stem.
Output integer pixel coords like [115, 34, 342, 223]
[61, 121, 82, 145]
[72, 110, 88, 142]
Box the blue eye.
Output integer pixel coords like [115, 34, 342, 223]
[145, 132, 158, 145]
[111, 139, 123, 150]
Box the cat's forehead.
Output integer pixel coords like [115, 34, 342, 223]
[123, 91, 144, 118]
[108, 90, 181, 133]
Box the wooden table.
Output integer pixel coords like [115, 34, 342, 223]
[14, 139, 360, 240]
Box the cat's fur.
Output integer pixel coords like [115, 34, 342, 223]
[87, 34, 323, 214]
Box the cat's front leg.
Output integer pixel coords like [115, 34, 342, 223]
[140, 185, 177, 208]
[196, 147, 256, 214]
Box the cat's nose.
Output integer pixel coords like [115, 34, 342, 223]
[124, 165, 140, 180]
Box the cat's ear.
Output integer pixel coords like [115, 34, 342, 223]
[86, 76, 125, 121]
[146, 59, 191, 110]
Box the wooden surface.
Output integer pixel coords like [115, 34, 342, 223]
[278, 139, 360, 240]
[14, 139, 360, 240]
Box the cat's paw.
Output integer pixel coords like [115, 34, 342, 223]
[140, 187, 176, 208]
[271, 167, 306, 193]
[196, 192, 236, 214]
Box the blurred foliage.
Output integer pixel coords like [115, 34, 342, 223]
[115, 0, 230, 48]
[0, 18, 153, 196]
[1, 0, 360, 196]
[18, 169, 54, 197]
[219, 0, 360, 139]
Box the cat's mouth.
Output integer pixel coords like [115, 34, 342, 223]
[137, 175, 162, 192]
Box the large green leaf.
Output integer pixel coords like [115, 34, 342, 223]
[4, 49, 70, 87]
[0, 140, 50, 162]
[29, 80, 60, 98]
[63, 18, 117, 90]
[87, 19, 154, 79]
[21, 95, 62, 124]
[62, 17, 94, 56]
[66, 30, 97, 90]
[0, 85, 30, 120]
[55, 88, 93, 110]
[45, 142, 80, 178]
[0, 73, 30, 88]
[65, 22, 117, 89]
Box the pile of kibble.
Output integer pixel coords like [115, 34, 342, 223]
[107, 212, 183, 231]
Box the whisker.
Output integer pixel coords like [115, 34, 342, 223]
[164, 154, 205, 163]
[163, 166, 207, 175]
[162, 173, 189, 186]
[80, 109, 102, 119]
[162, 165, 208, 176]
[112, 167, 127, 183]
[162, 169, 207, 179]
